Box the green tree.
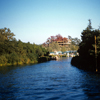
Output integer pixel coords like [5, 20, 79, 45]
[67, 35, 81, 50]
[71, 38, 81, 46]
[71, 20, 100, 71]
[61, 47, 66, 52]
[0, 28, 15, 42]
[0, 55, 8, 64]
[9, 52, 19, 64]
[47, 46, 52, 52]
[0, 27, 50, 66]
[36, 46, 44, 57]
[49, 42, 60, 51]
[68, 35, 72, 40]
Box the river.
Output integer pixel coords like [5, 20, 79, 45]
[0, 57, 100, 100]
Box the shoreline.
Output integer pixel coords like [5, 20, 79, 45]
[0, 56, 51, 67]
[71, 56, 100, 72]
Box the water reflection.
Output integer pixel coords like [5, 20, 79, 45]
[0, 57, 100, 100]
[81, 72, 100, 100]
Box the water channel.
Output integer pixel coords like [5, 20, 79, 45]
[0, 57, 100, 100]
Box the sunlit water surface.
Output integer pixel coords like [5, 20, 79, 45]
[0, 57, 100, 100]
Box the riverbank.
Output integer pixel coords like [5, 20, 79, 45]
[0, 56, 50, 67]
[71, 56, 100, 72]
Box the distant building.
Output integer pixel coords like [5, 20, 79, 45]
[56, 39, 71, 47]
[42, 34, 71, 48]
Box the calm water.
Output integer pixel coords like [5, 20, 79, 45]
[0, 57, 100, 100]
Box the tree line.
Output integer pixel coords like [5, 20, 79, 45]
[71, 20, 100, 72]
[0, 28, 49, 66]
[42, 34, 81, 52]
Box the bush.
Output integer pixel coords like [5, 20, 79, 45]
[27, 53, 37, 61]
[0, 55, 8, 64]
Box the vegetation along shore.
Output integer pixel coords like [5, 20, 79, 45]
[0, 27, 81, 66]
[0, 28, 50, 66]
[71, 20, 100, 72]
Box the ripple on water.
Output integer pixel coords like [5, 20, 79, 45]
[0, 58, 100, 100]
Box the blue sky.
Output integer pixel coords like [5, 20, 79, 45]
[0, 0, 100, 44]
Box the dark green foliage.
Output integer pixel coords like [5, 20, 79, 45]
[9, 52, 19, 64]
[78, 29, 100, 58]
[27, 53, 37, 61]
[71, 56, 95, 71]
[0, 27, 15, 42]
[0, 28, 50, 66]
[71, 20, 100, 72]
[0, 55, 8, 64]
[38, 56, 50, 63]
